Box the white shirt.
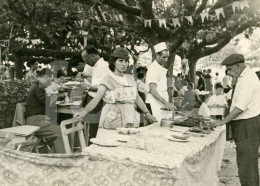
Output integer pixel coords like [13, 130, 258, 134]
[231, 67, 260, 120]
[207, 94, 227, 116]
[83, 64, 93, 77]
[145, 60, 169, 122]
[222, 75, 232, 88]
[88, 58, 111, 97]
[145, 60, 168, 103]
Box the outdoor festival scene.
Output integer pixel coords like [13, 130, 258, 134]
[0, 0, 260, 185]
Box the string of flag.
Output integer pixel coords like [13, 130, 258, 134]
[72, 0, 253, 31]
[142, 0, 250, 28]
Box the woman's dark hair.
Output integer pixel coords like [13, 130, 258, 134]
[27, 59, 38, 68]
[215, 83, 223, 89]
[108, 56, 118, 72]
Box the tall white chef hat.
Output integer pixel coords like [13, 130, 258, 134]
[154, 42, 167, 53]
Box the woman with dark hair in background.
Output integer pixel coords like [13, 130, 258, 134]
[77, 47, 156, 130]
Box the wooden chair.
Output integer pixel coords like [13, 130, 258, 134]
[60, 118, 89, 154]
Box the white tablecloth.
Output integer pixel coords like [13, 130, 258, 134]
[83, 123, 226, 186]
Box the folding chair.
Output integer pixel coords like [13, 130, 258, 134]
[60, 118, 89, 154]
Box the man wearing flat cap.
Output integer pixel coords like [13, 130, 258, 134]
[145, 42, 176, 122]
[211, 54, 260, 186]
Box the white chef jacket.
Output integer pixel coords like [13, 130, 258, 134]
[231, 67, 260, 120]
[88, 58, 111, 97]
[145, 60, 169, 122]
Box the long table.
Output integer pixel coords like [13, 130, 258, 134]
[83, 124, 226, 186]
[0, 124, 226, 186]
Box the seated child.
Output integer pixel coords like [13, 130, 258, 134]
[206, 83, 227, 120]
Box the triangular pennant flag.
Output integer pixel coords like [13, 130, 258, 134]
[158, 19, 167, 28]
[185, 16, 193, 25]
[80, 20, 83, 27]
[65, 11, 68, 17]
[200, 12, 209, 23]
[118, 14, 123, 21]
[172, 18, 180, 27]
[144, 20, 152, 27]
[239, 1, 250, 10]
[215, 8, 225, 20]
[95, 16, 100, 22]
[232, 2, 240, 13]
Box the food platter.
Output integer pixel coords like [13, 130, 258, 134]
[116, 136, 130, 143]
[116, 128, 140, 135]
[168, 137, 189, 143]
[90, 138, 121, 147]
[56, 101, 81, 107]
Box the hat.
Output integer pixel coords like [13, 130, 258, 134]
[111, 47, 129, 60]
[221, 54, 245, 66]
[154, 42, 167, 53]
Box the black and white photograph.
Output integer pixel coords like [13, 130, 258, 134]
[0, 0, 260, 185]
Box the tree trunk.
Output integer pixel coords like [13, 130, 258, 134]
[15, 57, 23, 80]
[188, 58, 198, 84]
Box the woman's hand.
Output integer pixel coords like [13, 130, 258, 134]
[75, 109, 88, 120]
[146, 113, 157, 124]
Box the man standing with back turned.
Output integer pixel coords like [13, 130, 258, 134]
[212, 54, 260, 186]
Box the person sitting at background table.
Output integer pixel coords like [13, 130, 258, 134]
[25, 59, 39, 83]
[77, 47, 157, 130]
[25, 68, 65, 153]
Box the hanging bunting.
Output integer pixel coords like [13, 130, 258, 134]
[158, 19, 167, 28]
[144, 20, 152, 27]
[171, 18, 180, 27]
[95, 16, 100, 22]
[232, 2, 240, 13]
[80, 20, 83, 27]
[118, 14, 124, 22]
[185, 16, 193, 25]
[239, 1, 250, 10]
[215, 8, 225, 20]
[102, 13, 107, 21]
[200, 12, 209, 23]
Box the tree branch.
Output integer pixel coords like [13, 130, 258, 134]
[194, 0, 208, 15]
[200, 21, 255, 57]
[101, 0, 141, 16]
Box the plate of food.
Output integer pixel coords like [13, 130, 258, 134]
[171, 134, 190, 140]
[63, 81, 81, 86]
[56, 101, 81, 107]
[189, 127, 203, 133]
[90, 138, 121, 147]
[117, 136, 130, 143]
[116, 128, 140, 135]
[168, 137, 189, 143]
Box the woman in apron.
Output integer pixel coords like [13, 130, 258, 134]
[76, 47, 157, 129]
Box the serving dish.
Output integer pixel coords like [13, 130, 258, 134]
[90, 138, 120, 147]
[160, 119, 174, 128]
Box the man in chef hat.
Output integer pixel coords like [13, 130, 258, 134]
[145, 42, 176, 122]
